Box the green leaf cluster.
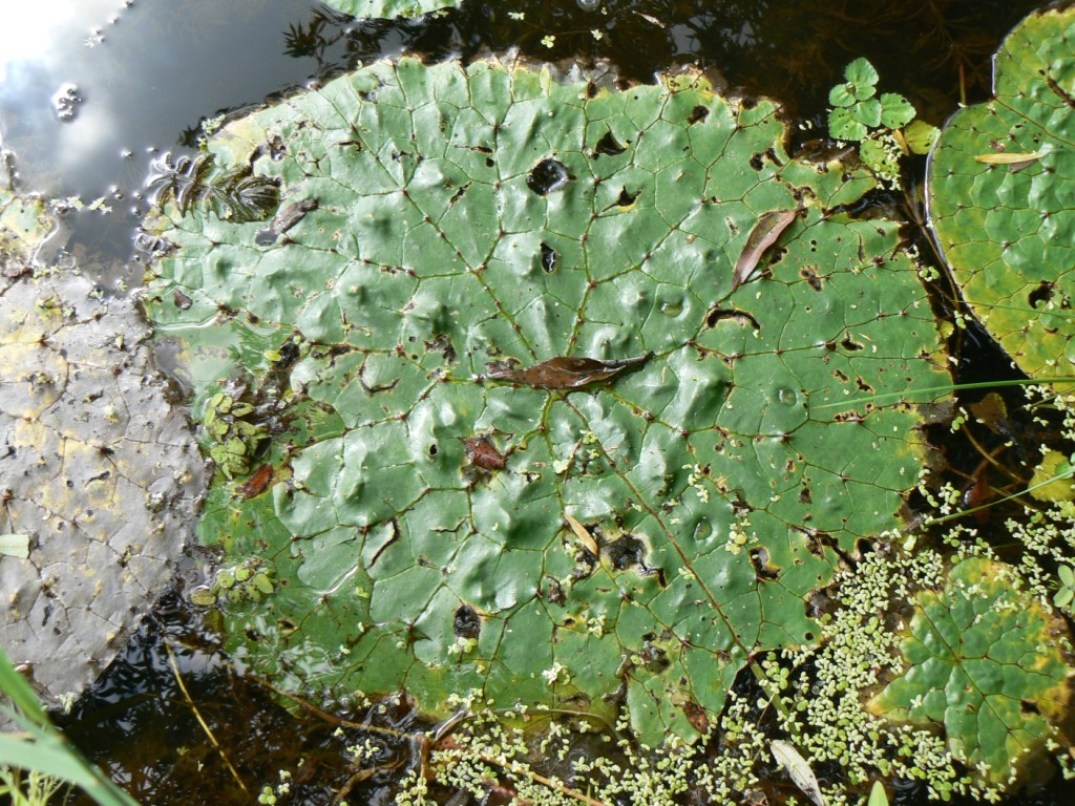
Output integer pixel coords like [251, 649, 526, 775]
[826, 58, 934, 189]
[201, 389, 269, 478]
[827, 58, 915, 142]
[143, 57, 949, 745]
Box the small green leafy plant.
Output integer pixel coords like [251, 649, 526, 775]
[827, 57, 938, 186]
[200, 387, 270, 479]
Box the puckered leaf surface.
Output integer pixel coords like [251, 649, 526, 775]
[869, 558, 1072, 784]
[144, 57, 948, 743]
[927, 5, 1075, 378]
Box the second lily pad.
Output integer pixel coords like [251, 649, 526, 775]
[927, 5, 1075, 378]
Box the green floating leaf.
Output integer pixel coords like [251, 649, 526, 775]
[878, 93, 915, 130]
[828, 83, 858, 109]
[869, 558, 1072, 784]
[904, 119, 939, 156]
[828, 106, 868, 142]
[849, 98, 882, 129]
[843, 57, 879, 95]
[322, 0, 460, 20]
[145, 57, 948, 745]
[927, 5, 1075, 378]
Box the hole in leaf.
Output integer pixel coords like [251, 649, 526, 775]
[841, 335, 864, 351]
[705, 306, 761, 330]
[800, 267, 823, 291]
[526, 158, 571, 195]
[687, 105, 709, 125]
[1028, 280, 1055, 309]
[606, 534, 648, 571]
[593, 131, 627, 157]
[453, 604, 481, 640]
[616, 187, 641, 207]
[543, 577, 565, 606]
[749, 548, 779, 580]
[540, 242, 558, 273]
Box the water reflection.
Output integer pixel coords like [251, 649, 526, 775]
[0, 0, 1042, 272]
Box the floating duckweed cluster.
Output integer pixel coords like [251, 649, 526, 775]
[778, 549, 989, 803]
[385, 533, 1070, 803]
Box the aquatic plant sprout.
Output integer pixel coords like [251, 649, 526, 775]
[869, 558, 1071, 785]
[826, 57, 932, 188]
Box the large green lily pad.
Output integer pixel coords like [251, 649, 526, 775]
[869, 557, 1072, 784]
[322, 0, 460, 20]
[926, 5, 1075, 378]
[143, 57, 948, 744]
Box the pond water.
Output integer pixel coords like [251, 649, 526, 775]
[0, 0, 1065, 803]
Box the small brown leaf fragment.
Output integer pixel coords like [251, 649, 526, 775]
[682, 699, 709, 735]
[484, 353, 652, 390]
[463, 436, 506, 470]
[272, 197, 318, 233]
[236, 463, 274, 499]
[733, 209, 798, 290]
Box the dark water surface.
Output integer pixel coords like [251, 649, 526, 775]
[0, 0, 1060, 803]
